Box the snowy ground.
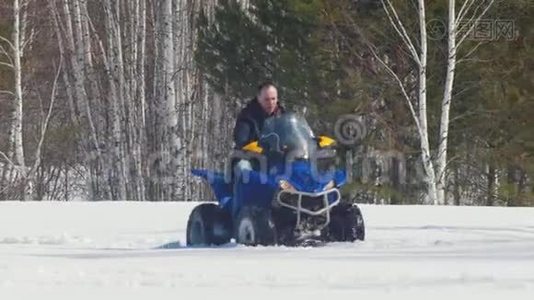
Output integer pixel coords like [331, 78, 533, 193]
[1, 202, 533, 300]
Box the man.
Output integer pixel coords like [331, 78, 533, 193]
[233, 82, 285, 149]
[230, 82, 285, 208]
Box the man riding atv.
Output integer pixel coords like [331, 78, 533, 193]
[230, 82, 285, 209]
[233, 81, 285, 149]
[186, 83, 365, 246]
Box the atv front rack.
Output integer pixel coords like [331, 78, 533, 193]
[276, 188, 341, 231]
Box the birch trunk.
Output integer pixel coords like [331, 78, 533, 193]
[12, 0, 30, 200]
[61, 0, 108, 199]
[416, 0, 439, 205]
[2, 67, 16, 191]
[175, 0, 191, 201]
[378, 0, 438, 204]
[486, 164, 497, 206]
[80, 0, 113, 200]
[103, 0, 127, 199]
[174, 0, 184, 201]
[114, 1, 129, 199]
[436, 0, 457, 205]
[161, 0, 179, 200]
[136, 0, 147, 201]
[436, 0, 497, 205]
[61, 0, 81, 117]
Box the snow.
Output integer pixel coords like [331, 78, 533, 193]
[1, 202, 534, 300]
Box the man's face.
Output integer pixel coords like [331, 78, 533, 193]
[258, 86, 278, 115]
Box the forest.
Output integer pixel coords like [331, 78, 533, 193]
[0, 0, 533, 206]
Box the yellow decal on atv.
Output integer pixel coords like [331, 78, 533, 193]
[242, 141, 263, 154]
[318, 136, 335, 148]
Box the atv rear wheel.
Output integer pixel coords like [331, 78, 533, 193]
[186, 203, 232, 246]
[235, 206, 277, 246]
[327, 202, 365, 242]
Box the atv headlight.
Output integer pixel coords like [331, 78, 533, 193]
[323, 180, 335, 191]
[279, 180, 296, 192]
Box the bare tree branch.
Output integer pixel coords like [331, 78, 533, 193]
[381, 0, 421, 66]
[335, 7, 425, 143]
[0, 44, 13, 64]
[457, 0, 496, 48]
[367, 44, 423, 138]
[457, 1, 485, 37]
[457, 40, 486, 63]
[0, 61, 14, 69]
[0, 151, 19, 174]
[28, 56, 62, 177]
[457, 0, 476, 25]
[86, 9, 110, 70]
[0, 90, 15, 96]
[22, 27, 40, 51]
[0, 35, 15, 51]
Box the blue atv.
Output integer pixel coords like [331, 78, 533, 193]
[187, 113, 365, 246]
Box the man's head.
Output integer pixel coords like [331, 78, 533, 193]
[257, 81, 278, 115]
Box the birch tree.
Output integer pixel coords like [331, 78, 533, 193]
[0, 0, 63, 200]
[48, 0, 111, 200]
[0, 0, 30, 199]
[370, 0, 438, 204]
[47, 0, 154, 200]
[102, 0, 128, 199]
[2, 0, 225, 201]
[372, 0, 497, 204]
[148, 0, 184, 200]
[436, 0, 497, 204]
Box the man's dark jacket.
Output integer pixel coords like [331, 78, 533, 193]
[233, 98, 284, 149]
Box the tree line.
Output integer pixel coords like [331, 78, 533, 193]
[1, 0, 533, 206]
[1, 0, 234, 201]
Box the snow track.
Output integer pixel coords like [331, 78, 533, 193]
[1, 202, 533, 299]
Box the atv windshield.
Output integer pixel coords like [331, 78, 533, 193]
[259, 113, 317, 160]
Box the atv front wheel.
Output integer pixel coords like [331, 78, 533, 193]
[327, 202, 365, 242]
[186, 203, 232, 246]
[235, 206, 277, 246]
